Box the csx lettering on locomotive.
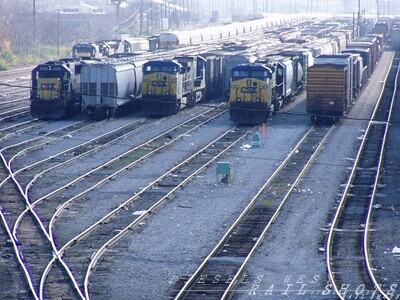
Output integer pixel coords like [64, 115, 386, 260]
[152, 81, 167, 87]
[41, 83, 57, 90]
[240, 87, 258, 93]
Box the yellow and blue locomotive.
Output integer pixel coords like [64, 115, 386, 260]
[141, 55, 206, 115]
[229, 63, 276, 124]
[30, 59, 83, 119]
[229, 55, 304, 124]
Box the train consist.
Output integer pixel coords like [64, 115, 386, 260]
[307, 31, 386, 123]
[228, 20, 389, 124]
[29, 14, 302, 119]
[29, 16, 391, 123]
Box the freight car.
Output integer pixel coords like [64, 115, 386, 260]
[371, 21, 389, 43]
[81, 59, 147, 119]
[229, 54, 304, 124]
[141, 55, 206, 115]
[153, 14, 304, 49]
[391, 26, 400, 50]
[279, 48, 314, 90]
[30, 59, 84, 119]
[306, 55, 354, 123]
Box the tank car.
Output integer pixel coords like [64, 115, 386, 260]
[141, 55, 206, 115]
[30, 59, 83, 119]
[259, 55, 304, 103]
[342, 48, 371, 78]
[347, 40, 378, 73]
[306, 55, 353, 123]
[279, 48, 314, 90]
[81, 59, 146, 119]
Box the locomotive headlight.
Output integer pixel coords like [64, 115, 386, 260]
[236, 98, 241, 102]
[148, 91, 152, 95]
[165, 91, 170, 95]
[329, 101, 335, 105]
[256, 98, 260, 102]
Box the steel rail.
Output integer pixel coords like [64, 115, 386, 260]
[325, 53, 396, 300]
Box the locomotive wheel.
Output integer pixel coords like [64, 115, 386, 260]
[187, 93, 196, 108]
[175, 99, 181, 114]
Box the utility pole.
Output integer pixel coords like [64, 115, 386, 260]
[111, 0, 126, 38]
[33, 0, 36, 39]
[358, 0, 361, 36]
[57, 9, 60, 55]
[376, 0, 379, 21]
[140, 0, 143, 35]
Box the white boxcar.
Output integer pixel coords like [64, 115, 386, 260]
[81, 59, 146, 119]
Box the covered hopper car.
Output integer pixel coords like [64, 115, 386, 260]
[81, 59, 146, 119]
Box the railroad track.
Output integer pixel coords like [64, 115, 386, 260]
[326, 53, 399, 299]
[1, 104, 228, 298]
[0, 105, 30, 122]
[0, 161, 32, 298]
[76, 125, 254, 299]
[0, 120, 48, 140]
[168, 124, 334, 299]
[39, 106, 231, 298]
[0, 67, 32, 79]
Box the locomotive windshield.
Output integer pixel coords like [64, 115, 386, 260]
[144, 64, 178, 74]
[232, 69, 269, 79]
[250, 70, 270, 78]
[34, 70, 65, 79]
[232, 70, 249, 79]
[37, 71, 64, 78]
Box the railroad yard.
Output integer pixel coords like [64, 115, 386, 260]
[1, 17, 400, 300]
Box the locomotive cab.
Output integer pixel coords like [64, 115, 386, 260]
[30, 60, 82, 119]
[229, 63, 275, 124]
[142, 55, 206, 116]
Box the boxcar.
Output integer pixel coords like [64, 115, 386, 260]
[306, 61, 351, 123]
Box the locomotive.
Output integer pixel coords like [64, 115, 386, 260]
[141, 55, 206, 115]
[30, 59, 84, 119]
[229, 55, 304, 124]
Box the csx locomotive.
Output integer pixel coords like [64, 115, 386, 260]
[229, 55, 304, 124]
[141, 55, 206, 115]
[30, 59, 84, 119]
